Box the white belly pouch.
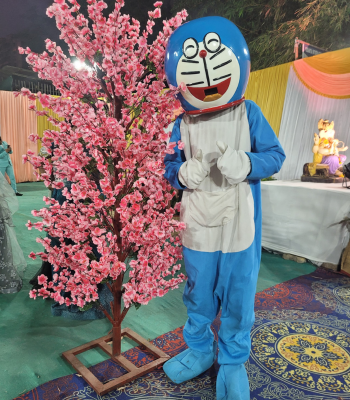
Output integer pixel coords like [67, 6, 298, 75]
[188, 185, 238, 227]
[179, 103, 255, 253]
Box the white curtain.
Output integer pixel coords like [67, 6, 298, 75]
[276, 67, 350, 181]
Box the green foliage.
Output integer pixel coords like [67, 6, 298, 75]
[79, 302, 96, 312]
[172, 0, 350, 71]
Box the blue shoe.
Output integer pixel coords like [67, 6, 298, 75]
[216, 364, 250, 400]
[163, 341, 217, 384]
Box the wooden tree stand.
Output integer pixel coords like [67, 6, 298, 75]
[62, 275, 170, 395]
[62, 328, 170, 395]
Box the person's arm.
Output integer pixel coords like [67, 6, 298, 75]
[2, 142, 12, 154]
[164, 115, 187, 190]
[0, 146, 8, 159]
[245, 101, 286, 181]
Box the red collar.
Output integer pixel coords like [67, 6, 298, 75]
[185, 97, 245, 116]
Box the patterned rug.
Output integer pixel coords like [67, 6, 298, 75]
[14, 268, 350, 400]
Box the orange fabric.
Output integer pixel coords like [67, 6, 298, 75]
[293, 59, 350, 99]
[303, 47, 350, 75]
[0, 91, 38, 183]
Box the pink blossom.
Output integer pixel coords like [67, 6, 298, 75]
[26, 221, 33, 230]
[65, 298, 72, 306]
[38, 93, 51, 108]
[38, 288, 51, 298]
[28, 133, 40, 142]
[21, 88, 32, 96]
[153, 8, 161, 18]
[177, 141, 185, 150]
[38, 274, 48, 285]
[92, 227, 105, 236]
[77, 298, 85, 308]
[29, 252, 37, 260]
[178, 82, 187, 92]
[131, 203, 140, 213]
[23, 0, 187, 310]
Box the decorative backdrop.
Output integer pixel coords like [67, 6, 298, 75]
[276, 67, 350, 181]
[1, 47, 350, 183]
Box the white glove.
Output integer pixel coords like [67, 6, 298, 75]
[178, 149, 210, 189]
[216, 141, 251, 185]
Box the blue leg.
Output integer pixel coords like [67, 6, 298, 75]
[4, 165, 17, 192]
[216, 364, 250, 400]
[163, 247, 220, 384]
[182, 247, 220, 353]
[215, 244, 260, 400]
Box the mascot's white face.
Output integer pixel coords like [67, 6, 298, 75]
[176, 33, 241, 109]
[165, 17, 251, 112]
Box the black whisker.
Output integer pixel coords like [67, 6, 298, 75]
[213, 59, 232, 70]
[187, 81, 204, 87]
[181, 71, 200, 75]
[182, 60, 199, 64]
[202, 58, 210, 86]
[213, 74, 231, 82]
[210, 47, 225, 60]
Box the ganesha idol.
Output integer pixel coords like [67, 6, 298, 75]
[302, 119, 348, 182]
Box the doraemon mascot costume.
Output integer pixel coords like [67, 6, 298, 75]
[163, 16, 285, 400]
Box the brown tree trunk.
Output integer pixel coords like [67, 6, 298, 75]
[112, 273, 124, 357]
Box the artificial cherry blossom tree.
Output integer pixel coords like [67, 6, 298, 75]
[20, 0, 187, 386]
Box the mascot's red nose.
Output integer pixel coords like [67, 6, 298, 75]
[199, 50, 207, 58]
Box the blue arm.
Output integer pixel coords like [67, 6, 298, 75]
[0, 146, 7, 159]
[163, 115, 187, 190]
[245, 101, 286, 181]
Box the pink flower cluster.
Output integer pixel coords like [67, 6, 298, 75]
[20, 0, 188, 310]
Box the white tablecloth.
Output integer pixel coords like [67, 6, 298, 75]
[261, 180, 350, 264]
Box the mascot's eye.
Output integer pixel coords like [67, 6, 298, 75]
[183, 38, 199, 59]
[204, 32, 221, 53]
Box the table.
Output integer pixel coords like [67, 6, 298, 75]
[261, 180, 350, 264]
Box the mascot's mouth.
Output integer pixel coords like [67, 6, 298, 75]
[187, 78, 231, 102]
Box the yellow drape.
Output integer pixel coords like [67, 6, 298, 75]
[245, 62, 292, 136]
[303, 47, 350, 75]
[36, 97, 63, 152]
